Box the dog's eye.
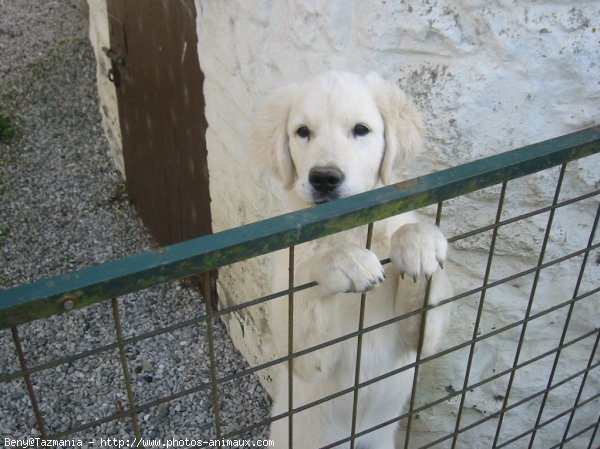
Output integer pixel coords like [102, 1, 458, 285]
[353, 123, 370, 137]
[296, 126, 311, 139]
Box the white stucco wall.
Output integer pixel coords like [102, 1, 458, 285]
[86, 0, 125, 177]
[195, 1, 599, 445]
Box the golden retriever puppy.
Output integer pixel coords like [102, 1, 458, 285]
[251, 71, 452, 449]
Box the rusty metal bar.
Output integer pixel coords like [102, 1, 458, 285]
[550, 421, 600, 449]
[420, 356, 600, 449]
[528, 198, 600, 448]
[349, 222, 375, 449]
[3, 226, 596, 390]
[587, 412, 600, 449]
[110, 297, 142, 442]
[1, 128, 599, 445]
[10, 325, 48, 438]
[496, 391, 600, 449]
[2, 127, 598, 330]
[451, 182, 508, 449]
[287, 245, 295, 449]
[203, 272, 222, 438]
[492, 163, 568, 448]
[447, 188, 600, 244]
[560, 313, 600, 448]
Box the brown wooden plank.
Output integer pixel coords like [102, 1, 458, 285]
[107, 0, 212, 246]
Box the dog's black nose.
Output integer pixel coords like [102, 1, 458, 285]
[309, 167, 344, 194]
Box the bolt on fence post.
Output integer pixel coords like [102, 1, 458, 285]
[60, 296, 77, 311]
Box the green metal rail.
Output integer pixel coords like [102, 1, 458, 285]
[1, 125, 599, 329]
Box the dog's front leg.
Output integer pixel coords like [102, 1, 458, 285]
[390, 223, 452, 356]
[284, 244, 385, 382]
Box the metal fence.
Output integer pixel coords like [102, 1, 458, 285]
[1, 126, 599, 448]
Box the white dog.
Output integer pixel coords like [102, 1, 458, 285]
[251, 71, 452, 449]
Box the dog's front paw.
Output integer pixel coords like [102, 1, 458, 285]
[391, 223, 447, 282]
[312, 245, 385, 295]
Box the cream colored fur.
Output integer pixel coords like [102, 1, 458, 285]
[251, 71, 452, 449]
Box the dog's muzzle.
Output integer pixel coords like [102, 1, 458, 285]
[309, 167, 344, 203]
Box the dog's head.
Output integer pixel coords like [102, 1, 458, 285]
[251, 71, 424, 206]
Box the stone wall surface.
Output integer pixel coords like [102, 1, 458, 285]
[87, 0, 125, 176]
[195, 1, 600, 445]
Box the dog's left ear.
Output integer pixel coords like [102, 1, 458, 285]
[366, 72, 424, 185]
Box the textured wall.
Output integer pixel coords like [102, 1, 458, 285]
[196, 1, 600, 445]
[87, 0, 125, 177]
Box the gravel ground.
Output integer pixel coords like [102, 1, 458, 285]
[0, 0, 270, 443]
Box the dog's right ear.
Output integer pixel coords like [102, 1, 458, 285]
[250, 84, 299, 189]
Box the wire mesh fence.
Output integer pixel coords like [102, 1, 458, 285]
[1, 126, 599, 448]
